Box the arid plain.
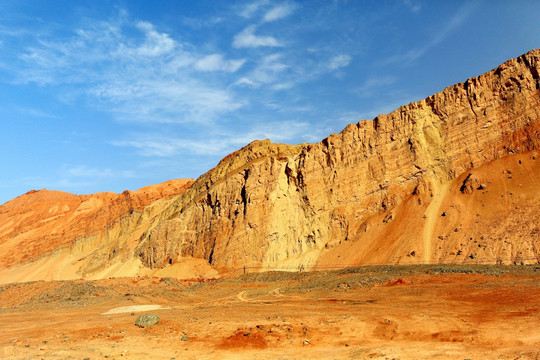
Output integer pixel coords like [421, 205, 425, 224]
[1, 265, 539, 360]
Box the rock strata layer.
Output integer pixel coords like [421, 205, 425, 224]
[1, 49, 539, 282]
[136, 49, 540, 271]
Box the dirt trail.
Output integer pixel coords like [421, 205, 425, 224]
[422, 181, 451, 264]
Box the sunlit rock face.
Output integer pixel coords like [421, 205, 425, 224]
[137, 49, 540, 271]
[1, 49, 539, 282]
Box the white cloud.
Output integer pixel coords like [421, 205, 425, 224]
[328, 54, 351, 70]
[272, 82, 294, 90]
[131, 21, 176, 57]
[236, 53, 289, 87]
[233, 25, 281, 48]
[403, 0, 421, 13]
[233, 77, 260, 88]
[262, 4, 295, 22]
[194, 53, 245, 72]
[112, 119, 323, 159]
[181, 16, 223, 29]
[239, 0, 269, 18]
[13, 17, 244, 125]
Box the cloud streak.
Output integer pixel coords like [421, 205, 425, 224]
[112, 119, 324, 160]
[12, 16, 244, 125]
[239, 0, 269, 18]
[384, 1, 479, 65]
[262, 4, 296, 22]
[328, 54, 351, 70]
[233, 25, 281, 48]
[194, 54, 245, 72]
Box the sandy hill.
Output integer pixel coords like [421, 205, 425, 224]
[0, 49, 539, 283]
[0, 180, 196, 283]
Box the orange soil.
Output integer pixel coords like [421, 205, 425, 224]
[0, 270, 538, 359]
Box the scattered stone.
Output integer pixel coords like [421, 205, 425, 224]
[135, 313, 160, 328]
[382, 212, 393, 223]
[460, 174, 485, 194]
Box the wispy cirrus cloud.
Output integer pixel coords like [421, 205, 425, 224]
[112, 119, 323, 159]
[2, 2, 363, 167]
[239, 0, 269, 18]
[403, 0, 421, 13]
[10, 16, 244, 125]
[384, 1, 479, 65]
[262, 4, 296, 22]
[194, 53, 245, 72]
[232, 25, 281, 48]
[127, 21, 176, 57]
[232, 53, 289, 88]
[181, 16, 223, 29]
[328, 54, 351, 70]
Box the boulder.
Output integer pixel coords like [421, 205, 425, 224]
[135, 313, 160, 328]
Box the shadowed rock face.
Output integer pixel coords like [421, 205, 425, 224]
[1, 50, 539, 281]
[137, 49, 540, 271]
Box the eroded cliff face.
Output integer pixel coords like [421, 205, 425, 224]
[1, 50, 539, 282]
[137, 49, 540, 271]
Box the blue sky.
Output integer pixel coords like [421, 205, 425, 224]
[0, 1, 539, 204]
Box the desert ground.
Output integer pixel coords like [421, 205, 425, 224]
[1, 265, 538, 360]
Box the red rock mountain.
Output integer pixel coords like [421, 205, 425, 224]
[1, 49, 539, 283]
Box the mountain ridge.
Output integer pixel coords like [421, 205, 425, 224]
[1, 49, 539, 283]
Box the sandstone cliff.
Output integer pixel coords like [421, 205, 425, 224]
[136, 49, 539, 271]
[1, 49, 539, 283]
